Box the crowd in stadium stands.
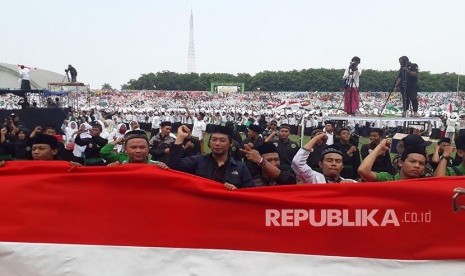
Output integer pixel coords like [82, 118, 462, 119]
[1, 90, 465, 187]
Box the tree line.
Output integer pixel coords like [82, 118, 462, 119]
[121, 68, 463, 92]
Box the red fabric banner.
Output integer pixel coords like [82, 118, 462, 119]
[0, 161, 464, 260]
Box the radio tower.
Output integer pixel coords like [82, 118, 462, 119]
[187, 8, 196, 73]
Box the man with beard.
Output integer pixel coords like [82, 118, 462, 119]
[168, 125, 253, 190]
[360, 128, 394, 174]
[291, 133, 357, 183]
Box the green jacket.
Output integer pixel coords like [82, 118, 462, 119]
[375, 172, 401, 182]
[100, 143, 157, 164]
[100, 143, 128, 163]
[446, 163, 465, 176]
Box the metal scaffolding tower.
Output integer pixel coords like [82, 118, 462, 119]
[187, 9, 196, 73]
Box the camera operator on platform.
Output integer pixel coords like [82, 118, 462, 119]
[394, 56, 419, 117]
[342, 56, 362, 115]
[65, 65, 78, 82]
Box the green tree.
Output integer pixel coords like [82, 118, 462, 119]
[101, 83, 113, 90]
[122, 68, 465, 92]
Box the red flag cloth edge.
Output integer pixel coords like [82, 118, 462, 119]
[0, 161, 464, 261]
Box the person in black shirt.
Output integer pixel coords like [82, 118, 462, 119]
[395, 56, 419, 117]
[241, 142, 296, 187]
[18, 98, 30, 109]
[273, 124, 300, 173]
[168, 125, 253, 190]
[243, 125, 264, 149]
[30, 134, 59, 161]
[11, 129, 30, 160]
[74, 123, 108, 166]
[429, 137, 453, 170]
[263, 120, 280, 143]
[149, 121, 175, 163]
[305, 128, 326, 173]
[67, 65, 78, 82]
[360, 128, 394, 174]
[225, 121, 243, 145]
[334, 127, 361, 180]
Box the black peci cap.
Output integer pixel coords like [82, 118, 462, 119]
[211, 125, 233, 137]
[248, 125, 262, 134]
[402, 134, 432, 148]
[257, 142, 277, 155]
[32, 134, 58, 149]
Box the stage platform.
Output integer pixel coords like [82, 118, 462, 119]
[48, 82, 86, 87]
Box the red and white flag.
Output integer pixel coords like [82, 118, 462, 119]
[0, 161, 464, 275]
[276, 100, 287, 109]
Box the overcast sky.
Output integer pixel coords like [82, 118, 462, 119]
[2, 0, 464, 89]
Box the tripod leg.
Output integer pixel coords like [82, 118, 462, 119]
[403, 90, 409, 117]
[380, 91, 393, 116]
[337, 90, 344, 111]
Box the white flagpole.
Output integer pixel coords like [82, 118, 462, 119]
[457, 68, 460, 95]
[457, 68, 461, 112]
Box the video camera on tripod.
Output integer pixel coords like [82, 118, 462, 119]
[349, 61, 358, 71]
[344, 61, 359, 89]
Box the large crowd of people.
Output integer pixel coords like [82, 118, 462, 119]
[1, 89, 464, 116]
[1, 89, 465, 188]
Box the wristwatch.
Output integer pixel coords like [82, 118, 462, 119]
[258, 157, 268, 167]
[440, 156, 451, 162]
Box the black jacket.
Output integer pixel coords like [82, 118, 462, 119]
[167, 144, 254, 188]
[75, 135, 108, 159]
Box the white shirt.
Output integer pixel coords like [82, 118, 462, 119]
[305, 118, 313, 127]
[446, 117, 458, 132]
[192, 118, 206, 139]
[19, 68, 31, 80]
[151, 115, 160, 129]
[291, 148, 356, 184]
[325, 132, 334, 145]
[288, 117, 297, 125]
[343, 67, 362, 88]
